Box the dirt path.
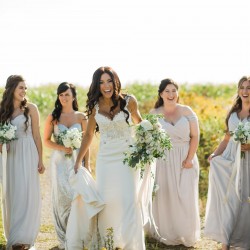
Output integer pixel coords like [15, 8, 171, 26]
[33, 163, 221, 250]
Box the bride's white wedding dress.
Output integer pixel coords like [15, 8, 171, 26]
[66, 97, 146, 250]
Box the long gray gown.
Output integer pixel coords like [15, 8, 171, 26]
[1, 115, 41, 249]
[51, 123, 81, 248]
[205, 112, 250, 249]
[152, 115, 200, 247]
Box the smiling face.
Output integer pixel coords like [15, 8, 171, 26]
[160, 83, 179, 104]
[238, 80, 250, 104]
[13, 81, 27, 103]
[58, 88, 74, 107]
[99, 73, 114, 99]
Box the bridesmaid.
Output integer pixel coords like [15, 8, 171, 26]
[150, 78, 200, 247]
[0, 75, 45, 249]
[44, 82, 89, 249]
[204, 76, 250, 250]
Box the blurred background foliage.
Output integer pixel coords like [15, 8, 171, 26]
[0, 82, 237, 215]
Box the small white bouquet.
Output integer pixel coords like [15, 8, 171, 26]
[230, 121, 250, 158]
[0, 123, 17, 144]
[123, 114, 172, 171]
[55, 128, 82, 158]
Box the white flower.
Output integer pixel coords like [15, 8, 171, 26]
[140, 120, 153, 131]
[62, 137, 72, 148]
[0, 123, 17, 143]
[56, 128, 82, 158]
[123, 114, 172, 170]
[72, 139, 81, 148]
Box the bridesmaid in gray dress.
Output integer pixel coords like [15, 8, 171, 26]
[150, 78, 200, 247]
[0, 75, 45, 250]
[44, 82, 89, 249]
[205, 76, 250, 250]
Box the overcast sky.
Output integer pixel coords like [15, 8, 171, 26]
[0, 0, 250, 87]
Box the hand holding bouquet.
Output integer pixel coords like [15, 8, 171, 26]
[55, 128, 82, 158]
[123, 114, 172, 170]
[230, 121, 250, 158]
[0, 123, 17, 144]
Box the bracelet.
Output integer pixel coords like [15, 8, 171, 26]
[211, 153, 216, 158]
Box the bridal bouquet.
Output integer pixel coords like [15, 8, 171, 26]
[230, 121, 250, 158]
[123, 114, 172, 170]
[0, 123, 17, 144]
[56, 128, 82, 158]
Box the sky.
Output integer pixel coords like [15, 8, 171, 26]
[0, 0, 250, 87]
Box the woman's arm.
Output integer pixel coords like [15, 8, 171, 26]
[127, 95, 142, 125]
[43, 114, 73, 155]
[74, 112, 96, 173]
[29, 103, 45, 174]
[182, 106, 199, 168]
[208, 132, 230, 161]
[79, 113, 91, 172]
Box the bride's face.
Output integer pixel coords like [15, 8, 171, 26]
[99, 73, 114, 99]
[238, 80, 250, 103]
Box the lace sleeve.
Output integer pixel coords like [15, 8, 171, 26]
[125, 95, 131, 107]
[186, 114, 198, 122]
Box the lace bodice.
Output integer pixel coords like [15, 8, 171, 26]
[95, 99, 133, 143]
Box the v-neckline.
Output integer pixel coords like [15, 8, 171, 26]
[97, 110, 123, 121]
[164, 116, 184, 126]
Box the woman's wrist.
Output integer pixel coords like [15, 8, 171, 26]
[211, 153, 216, 158]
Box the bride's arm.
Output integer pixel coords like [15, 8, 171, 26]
[127, 95, 142, 125]
[79, 113, 91, 171]
[74, 112, 96, 173]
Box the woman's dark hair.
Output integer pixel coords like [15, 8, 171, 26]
[51, 82, 78, 123]
[0, 75, 29, 131]
[225, 76, 250, 131]
[154, 78, 179, 108]
[86, 66, 129, 132]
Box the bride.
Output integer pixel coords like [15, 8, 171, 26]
[66, 66, 146, 250]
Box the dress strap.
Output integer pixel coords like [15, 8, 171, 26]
[95, 103, 99, 112]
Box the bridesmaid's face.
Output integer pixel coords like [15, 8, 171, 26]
[13, 81, 27, 102]
[58, 88, 74, 107]
[238, 80, 250, 103]
[160, 84, 178, 104]
[99, 73, 114, 99]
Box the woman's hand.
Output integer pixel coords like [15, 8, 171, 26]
[38, 162, 45, 174]
[74, 161, 81, 174]
[208, 153, 216, 162]
[241, 144, 250, 152]
[64, 147, 73, 155]
[182, 158, 193, 169]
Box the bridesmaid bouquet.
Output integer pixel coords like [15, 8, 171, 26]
[230, 121, 250, 158]
[123, 114, 172, 170]
[55, 128, 82, 158]
[0, 123, 17, 144]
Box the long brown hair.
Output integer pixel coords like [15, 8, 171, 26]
[154, 78, 179, 108]
[0, 75, 29, 130]
[86, 66, 129, 132]
[225, 76, 250, 131]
